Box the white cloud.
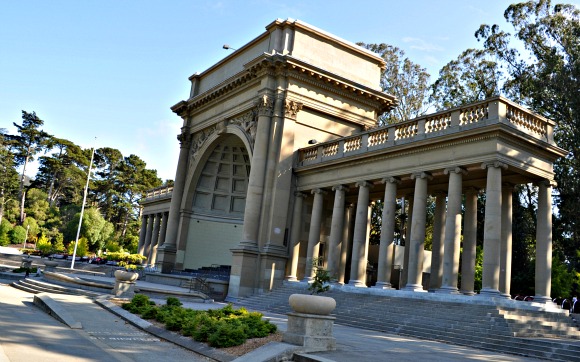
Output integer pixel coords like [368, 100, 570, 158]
[402, 37, 444, 53]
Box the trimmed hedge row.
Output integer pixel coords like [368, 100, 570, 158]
[122, 295, 277, 348]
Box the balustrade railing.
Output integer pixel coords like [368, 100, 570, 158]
[144, 185, 174, 201]
[297, 97, 554, 166]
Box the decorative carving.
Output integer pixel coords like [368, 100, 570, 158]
[284, 100, 303, 119]
[229, 109, 258, 145]
[177, 130, 192, 149]
[190, 125, 219, 161]
[256, 94, 274, 117]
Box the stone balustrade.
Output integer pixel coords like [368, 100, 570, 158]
[298, 96, 554, 167]
[143, 185, 174, 201]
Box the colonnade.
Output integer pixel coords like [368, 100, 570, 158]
[287, 161, 554, 302]
[137, 212, 169, 266]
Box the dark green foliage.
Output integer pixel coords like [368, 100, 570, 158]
[121, 296, 276, 348]
[309, 258, 331, 295]
[166, 297, 182, 307]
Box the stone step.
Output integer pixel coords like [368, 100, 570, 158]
[10, 278, 101, 297]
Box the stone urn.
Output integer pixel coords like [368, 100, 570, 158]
[114, 269, 139, 282]
[43, 260, 59, 272]
[288, 293, 336, 315]
[284, 294, 337, 352]
[113, 270, 138, 298]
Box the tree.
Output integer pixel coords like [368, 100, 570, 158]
[430, 48, 502, 110]
[476, 0, 580, 293]
[358, 43, 431, 124]
[35, 138, 88, 207]
[7, 111, 52, 223]
[0, 130, 19, 224]
[91, 147, 123, 222]
[63, 208, 114, 252]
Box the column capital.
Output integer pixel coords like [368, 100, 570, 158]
[535, 179, 557, 188]
[284, 99, 303, 119]
[332, 184, 349, 192]
[355, 181, 373, 189]
[444, 166, 468, 175]
[176, 130, 192, 149]
[381, 176, 401, 185]
[294, 191, 308, 198]
[410, 171, 433, 181]
[502, 182, 516, 190]
[256, 94, 275, 117]
[481, 161, 508, 170]
[311, 188, 328, 196]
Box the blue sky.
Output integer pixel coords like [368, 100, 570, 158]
[2, 0, 578, 181]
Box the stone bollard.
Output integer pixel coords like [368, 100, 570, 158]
[113, 270, 139, 298]
[283, 294, 337, 352]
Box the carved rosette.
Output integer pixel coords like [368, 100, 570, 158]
[284, 100, 303, 119]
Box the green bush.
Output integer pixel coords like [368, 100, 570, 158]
[122, 296, 277, 348]
[208, 319, 247, 348]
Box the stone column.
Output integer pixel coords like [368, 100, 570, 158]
[327, 185, 348, 280]
[338, 203, 354, 284]
[238, 95, 274, 249]
[348, 181, 372, 287]
[403, 172, 431, 292]
[534, 180, 553, 303]
[158, 212, 169, 248]
[499, 183, 514, 297]
[429, 191, 446, 291]
[303, 189, 326, 282]
[228, 94, 275, 300]
[143, 214, 154, 259]
[401, 196, 413, 287]
[374, 177, 400, 289]
[286, 192, 306, 282]
[480, 161, 506, 297]
[137, 215, 148, 255]
[438, 167, 466, 294]
[156, 129, 191, 272]
[148, 213, 162, 265]
[460, 188, 478, 295]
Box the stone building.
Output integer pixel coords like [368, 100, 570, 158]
[139, 19, 566, 302]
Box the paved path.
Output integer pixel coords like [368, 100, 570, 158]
[0, 279, 211, 362]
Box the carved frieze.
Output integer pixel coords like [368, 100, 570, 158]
[229, 110, 258, 145]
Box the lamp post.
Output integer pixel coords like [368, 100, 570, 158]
[71, 141, 96, 269]
[23, 224, 29, 250]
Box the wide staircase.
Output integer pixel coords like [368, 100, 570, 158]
[10, 277, 101, 297]
[236, 283, 580, 361]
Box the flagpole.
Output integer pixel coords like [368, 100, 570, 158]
[71, 139, 96, 269]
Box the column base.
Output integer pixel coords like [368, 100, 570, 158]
[435, 286, 460, 294]
[402, 284, 426, 292]
[286, 276, 299, 282]
[499, 292, 512, 299]
[155, 244, 176, 274]
[478, 288, 500, 297]
[533, 295, 553, 304]
[460, 290, 476, 296]
[372, 282, 393, 289]
[347, 279, 366, 287]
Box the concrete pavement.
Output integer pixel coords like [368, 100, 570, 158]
[0, 271, 547, 362]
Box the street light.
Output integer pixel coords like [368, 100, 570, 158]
[222, 44, 236, 51]
[71, 139, 96, 269]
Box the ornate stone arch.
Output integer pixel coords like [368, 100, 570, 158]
[181, 126, 254, 215]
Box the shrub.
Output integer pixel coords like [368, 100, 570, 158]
[166, 297, 182, 307]
[208, 320, 247, 348]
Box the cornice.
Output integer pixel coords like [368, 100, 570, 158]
[172, 53, 397, 119]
